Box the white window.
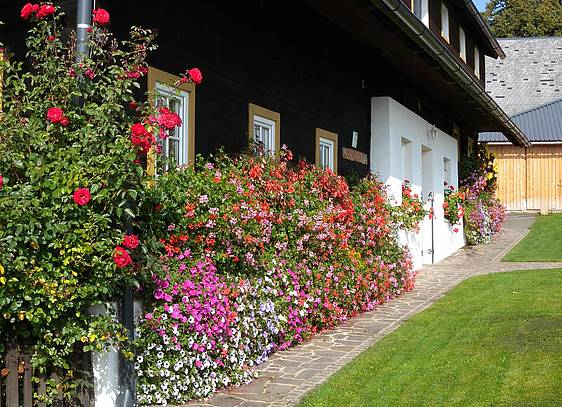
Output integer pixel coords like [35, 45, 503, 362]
[474, 46, 481, 78]
[316, 128, 338, 173]
[459, 26, 466, 62]
[248, 104, 280, 154]
[412, 0, 429, 26]
[155, 83, 190, 173]
[319, 138, 335, 171]
[441, 2, 450, 43]
[253, 115, 276, 153]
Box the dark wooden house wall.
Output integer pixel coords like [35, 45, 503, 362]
[109, 0, 373, 176]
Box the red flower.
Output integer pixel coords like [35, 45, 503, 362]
[84, 68, 95, 79]
[128, 100, 138, 110]
[122, 234, 139, 250]
[157, 108, 182, 130]
[113, 246, 132, 268]
[46, 107, 69, 125]
[92, 8, 110, 26]
[73, 188, 91, 206]
[453, 227, 459, 233]
[47, 35, 55, 42]
[0, 175, 3, 190]
[131, 123, 147, 137]
[36, 4, 55, 19]
[188, 68, 203, 85]
[21, 3, 34, 19]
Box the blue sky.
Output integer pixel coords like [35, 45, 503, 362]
[473, 0, 487, 11]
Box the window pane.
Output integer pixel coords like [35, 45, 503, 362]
[169, 139, 179, 164]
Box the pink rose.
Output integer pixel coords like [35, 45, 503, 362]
[113, 246, 132, 268]
[20, 3, 34, 19]
[92, 8, 110, 26]
[122, 234, 139, 250]
[72, 188, 91, 206]
[188, 68, 203, 85]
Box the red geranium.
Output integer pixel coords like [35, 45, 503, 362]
[188, 68, 203, 85]
[36, 4, 55, 19]
[157, 108, 182, 130]
[113, 246, 132, 268]
[123, 234, 139, 249]
[72, 188, 91, 206]
[92, 8, 110, 26]
[20, 3, 34, 19]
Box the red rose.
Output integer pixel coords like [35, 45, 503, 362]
[122, 234, 139, 250]
[157, 108, 182, 130]
[47, 36, 55, 42]
[84, 68, 95, 80]
[188, 68, 203, 85]
[21, 3, 34, 19]
[0, 175, 3, 190]
[92, 8, 110, 26]
[60, 116, 69, 127]
[36, 4, 55, 19]
[32, 4, 39, 11]
[46, 107, 65, 124]
[131, 123, 147, 137]
[113, 246, 132, 268]
[72, 188, 91, 206]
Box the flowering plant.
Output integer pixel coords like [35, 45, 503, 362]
[136, 150, 416, 404]
[0, 4, 198, 401]
[443, 183, 464, 229]
[395, 180, 428, 231]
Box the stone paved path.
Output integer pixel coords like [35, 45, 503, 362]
[187, 213, 562, 407]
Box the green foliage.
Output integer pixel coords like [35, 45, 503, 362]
[483, 0, 562, 37]
[0, 9, 156, 401]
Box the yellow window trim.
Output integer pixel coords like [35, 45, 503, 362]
[147, 67, 196, 176]
[315, 128, 338, 174]
[248, 103, 281, 151]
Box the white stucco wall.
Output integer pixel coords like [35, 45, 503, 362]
[370, 97, 465, 269]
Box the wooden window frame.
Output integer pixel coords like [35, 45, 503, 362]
[147, 67, 196, 175]
[248, 103, 280, 153]
[315, 128, 338, 174]
[441, 1, 450, 43]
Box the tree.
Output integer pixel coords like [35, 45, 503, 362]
[483, 0, 562, 37]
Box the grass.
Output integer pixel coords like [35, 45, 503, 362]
[298, 269, 562, 407]
[503, 214, 562, 262]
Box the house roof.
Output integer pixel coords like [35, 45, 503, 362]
[480, 99, 562, 142]
[485, 37, 562, 116]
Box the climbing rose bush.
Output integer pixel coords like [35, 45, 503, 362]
[135, 150, 416, 404]
[0, 4, 200, 402]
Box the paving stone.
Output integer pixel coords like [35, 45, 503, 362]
[180, 214, 562, 407]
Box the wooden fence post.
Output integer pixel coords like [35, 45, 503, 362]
[5, 340, 18, 407]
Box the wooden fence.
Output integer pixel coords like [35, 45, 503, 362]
[489, 144, 562, 211]
[1, 340, 92, 407]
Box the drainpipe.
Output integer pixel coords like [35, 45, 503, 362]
[75, 0, 92, 63]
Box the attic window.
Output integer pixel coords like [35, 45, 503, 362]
[474, 47, 481, 78]
[441, 2, 450, 43]
[459, 26, 466, 62]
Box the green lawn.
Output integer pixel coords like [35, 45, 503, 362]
[503, 214, 562, 262]
[298, 269, 562, 407]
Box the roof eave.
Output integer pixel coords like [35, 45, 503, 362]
[371, 0, 531, 147]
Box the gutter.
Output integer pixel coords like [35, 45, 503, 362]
[459, 0, 505, 59]
[371, 0, 531, 147]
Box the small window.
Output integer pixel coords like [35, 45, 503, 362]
[412, 0, 429, 25]
[315, 128, 338, 173]
[459, 26, 466, 62]
[248, 103, 280, 154]
[474, 47, 481, 78]
[441, 2, 450, 43]
[401, 138, 413, 182]
[148, 67, 196, 175]
[443, 157, 452, 186]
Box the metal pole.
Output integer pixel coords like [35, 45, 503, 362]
[75, 0, 92, 63]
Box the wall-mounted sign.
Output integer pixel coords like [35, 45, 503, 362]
[342, 147, 368, 165]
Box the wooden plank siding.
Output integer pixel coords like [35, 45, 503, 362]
[489, 144, 562, 211]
